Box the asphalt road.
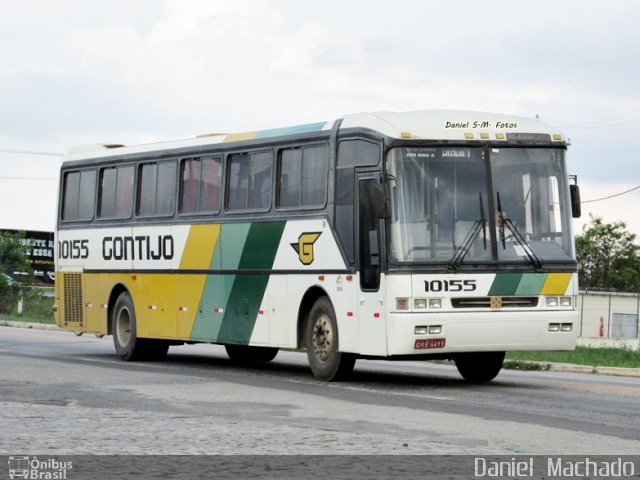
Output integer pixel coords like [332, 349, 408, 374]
[1, 326, 638, 455]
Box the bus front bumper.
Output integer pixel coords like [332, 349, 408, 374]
[386, 310, 579, 356]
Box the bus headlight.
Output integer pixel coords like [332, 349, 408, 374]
[559, 296, 572, 307]
[414, 299, 427, 310]
[428, 299, 442, 309]
[546, 297, 559, 307]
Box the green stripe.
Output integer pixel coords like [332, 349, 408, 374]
[217, 221, 286, 343]
[515, 273, 548, 295]
[489, 273, 552, 296]
[488, 274, 522, 296]
[255, 122, 327, 139]
[219, 223, 251, 269]
[190, 223, 252, 341]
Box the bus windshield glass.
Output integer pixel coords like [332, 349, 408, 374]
[387, 146, 573, 265]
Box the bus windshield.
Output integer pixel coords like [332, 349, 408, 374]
[387, 146, 574, 266]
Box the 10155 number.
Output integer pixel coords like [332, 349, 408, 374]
[424, 279, 476, 292]
[58, 239, 89, 259]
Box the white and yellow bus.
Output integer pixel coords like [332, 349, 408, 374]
[54, 110, 581, 382]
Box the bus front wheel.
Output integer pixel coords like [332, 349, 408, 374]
[305, 297, 356, 381]
[112, 291, 169, 361]
[454, 351, 505, 383]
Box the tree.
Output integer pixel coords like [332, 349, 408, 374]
[0, 230, 32, 275]
[575, 216, 640, 292]
[0, 230, 33, 314]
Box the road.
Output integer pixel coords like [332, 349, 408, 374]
[1, 326, 639, 455]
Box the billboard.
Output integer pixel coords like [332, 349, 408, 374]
[1, 229, 55, 284]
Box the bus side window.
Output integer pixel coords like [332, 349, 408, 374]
[278, 149, 302, 208]
[181, 157, 221, 214]
[181, 158, 200, 213]
[228, 151, 272, 211]
[200, 157, 221, 212]
[277, 145, 328, 209]
[248, 151, 272, 210]
[138, 160, 176, 217]
[115, 166, 134, 218]
[98, 165, 134, 219]
[227, 153, 248, 210]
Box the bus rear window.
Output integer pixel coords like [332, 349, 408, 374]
[61, 170, 96, 221]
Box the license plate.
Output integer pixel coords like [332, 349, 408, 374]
[414, 338, 446, 350]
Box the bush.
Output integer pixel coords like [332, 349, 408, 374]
[0, 275, 19, 315]
[0, 284, 54, 321]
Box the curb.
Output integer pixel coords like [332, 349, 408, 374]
[505, 360, 640, 378]
[0, 320, 61, 331]
[594, 365, 640, 378]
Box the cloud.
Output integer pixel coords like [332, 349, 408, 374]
[0, 0, 638, 234]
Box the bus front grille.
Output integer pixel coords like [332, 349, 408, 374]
[451, 296, 539, 309]
[63, 273, 84, 326]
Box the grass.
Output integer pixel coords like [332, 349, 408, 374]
[506, 346, 640, 369]
[0, 287, 55, 324]
[0, 314, 56, 325]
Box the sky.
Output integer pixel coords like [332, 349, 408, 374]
[1, 0, 639, 238]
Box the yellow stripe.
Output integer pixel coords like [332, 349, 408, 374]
[180, 224, 220, 269]
[175, 224, 221, 338]
[224, 131, 259, 143]
[540, 273, 572, 295]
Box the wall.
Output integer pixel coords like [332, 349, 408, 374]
[578, 290, 640, 340]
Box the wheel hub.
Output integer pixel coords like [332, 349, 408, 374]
[312, 314, 333, 362]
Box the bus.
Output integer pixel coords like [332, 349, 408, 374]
[54, 110, 582, 382]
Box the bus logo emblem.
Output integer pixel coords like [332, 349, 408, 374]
[490, 296, 503, 309]
[291, 232, 322, 265]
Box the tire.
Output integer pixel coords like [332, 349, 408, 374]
[455, 351, 505, 383]
[305, 297, 356, 381]
[112, 291, 169, 361]
[225, 345, 279, 362]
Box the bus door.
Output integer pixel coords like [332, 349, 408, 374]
[356, 173, 388, 356]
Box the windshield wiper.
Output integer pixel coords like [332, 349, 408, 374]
[496, 192, 542, 269]
[449, 193, 487, 270]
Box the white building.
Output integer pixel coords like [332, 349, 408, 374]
[578, 290, 640, 348]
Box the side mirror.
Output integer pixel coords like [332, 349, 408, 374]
[570, 183, 581, 218]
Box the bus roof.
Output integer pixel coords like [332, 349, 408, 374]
[64, 110, 565, 162]
[341, 110, 565, 142]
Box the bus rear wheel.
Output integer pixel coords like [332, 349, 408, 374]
[225, 345, 279, 362]
[454, 351, 505, 383]
[112, 291, 169, 361]
[305, 297, 355, 381]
